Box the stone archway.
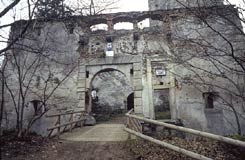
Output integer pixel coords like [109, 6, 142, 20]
[77, 62, 143, 116]
[90, 69, 133, 117]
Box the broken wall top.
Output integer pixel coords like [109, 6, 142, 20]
[149, 0, 224, 10]
[10, 5, 237, 37]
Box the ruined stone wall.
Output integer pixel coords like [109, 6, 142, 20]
[149, 0, 224, 10]
[3, 4, 245, 136]
[168, 7, 245, 134]
[3, 20, 80, 136]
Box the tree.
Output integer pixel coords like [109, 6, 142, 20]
[68, 0, 119, 16]
[0, 0, 119, 137]
[0, 0, 35, 136]
[35, 0, 73, 18]
[158, 0, 245, 135]
[0, 0, 75, 137]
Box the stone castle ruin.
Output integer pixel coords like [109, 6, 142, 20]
[2, 0, 245, 136]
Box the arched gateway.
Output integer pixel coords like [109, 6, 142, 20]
[89, 68, 134, 116]
[76, 58, 144, 117]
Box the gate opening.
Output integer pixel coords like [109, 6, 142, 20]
[127, 93, 134, 111]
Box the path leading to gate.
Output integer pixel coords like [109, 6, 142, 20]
[60, 116, 130, 142]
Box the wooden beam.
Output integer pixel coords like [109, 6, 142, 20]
[126, 113, 245, 147]
[46, 111, 86, 117]
[124, 128, 212, 160]
[47, 118, 85, 131]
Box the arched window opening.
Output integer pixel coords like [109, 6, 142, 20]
[137, 18, 150, 29]
[90, 24, 108, 32]
[113, 22, 134, 30]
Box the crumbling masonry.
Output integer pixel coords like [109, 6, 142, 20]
[2, 0, 245, 136]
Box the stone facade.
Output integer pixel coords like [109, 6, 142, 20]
[2, 0, 245, 136]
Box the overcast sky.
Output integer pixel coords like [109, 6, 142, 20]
[0, 0, 241, 30]
[116, 0, 148, 12]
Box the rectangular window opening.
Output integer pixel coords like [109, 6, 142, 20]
[203, 92, 216, 109]
[86, 71, 89, 78]
[69, 28, 74, 34]
[130, 68, 134, 75]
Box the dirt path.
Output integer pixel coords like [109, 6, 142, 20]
[2, 116, 136, 160]
[60, 124, 129, 142]
[4, 140, 136, 160]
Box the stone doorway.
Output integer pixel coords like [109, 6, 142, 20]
[127, 93, 134, 111]
[90, 69, 133, 120]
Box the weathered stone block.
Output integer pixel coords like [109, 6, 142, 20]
[134, 105, 143, 114]
[135, 91, 142, 98]
[134, 85, 143, 91]
[77, 100, 85, 109]
[77, 79, 86, 88]
[105, 57, 113, 64]
[78, 72, 86, 79]
[133, 71, 142, 78]
[77, 87, 86, 92]
[79, 66, 86, 72]
[133, 63, 141, 71]
[134, 98, 142, 106]
[134, 78, 142, 85]
[77, 92, 85, 100]
[131, 55, 142, 63]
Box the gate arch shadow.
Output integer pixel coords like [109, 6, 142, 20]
[86, 68, 134, 119]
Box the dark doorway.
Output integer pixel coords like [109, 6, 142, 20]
[85, 91, 90, 111]
[127, 93, 134, 111]
[154, 89, 171, 120]
[91, 69, 133, 115]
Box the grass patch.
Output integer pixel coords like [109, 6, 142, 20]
[155, 111, 171, 120]
[229, 134, 245, 141]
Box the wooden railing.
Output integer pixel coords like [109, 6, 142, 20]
[46, 110, 87, 137]
[125, 110, 245, 160]
[126, 109, 143, 133]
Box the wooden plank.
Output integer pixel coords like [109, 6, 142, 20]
[126, 113, 245, 147]
[124, 128, 212, 160]
[131, 118, 142, 133]
[46, 111, 86, 118]
[47, 118, 85, 131]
